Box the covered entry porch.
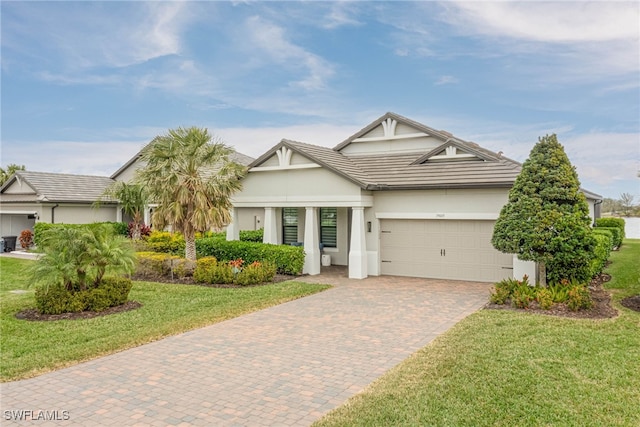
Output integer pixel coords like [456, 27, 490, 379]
[226, 204, 371, 279]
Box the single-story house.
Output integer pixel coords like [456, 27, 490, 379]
[225, 112, 602, 282]
[0, 171, 119, 237]
[0, 152, 254, 238]
[1, 112, 601, 283]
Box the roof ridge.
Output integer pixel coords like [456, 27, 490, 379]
[281, 138, 335, 151]
[18, 170, 113, 179]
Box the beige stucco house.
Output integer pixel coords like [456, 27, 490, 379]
[1, 112, 601, 283]
[0, 171, 119, 238]
[0, 152, 254, 238]
[225, 112, 602, 282]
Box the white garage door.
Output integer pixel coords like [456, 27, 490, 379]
[380, 219, 513, 282]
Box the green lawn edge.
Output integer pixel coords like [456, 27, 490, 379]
[0, 257, 330, 382]
[314, 239, 640, 427]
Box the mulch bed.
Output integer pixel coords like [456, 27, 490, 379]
[16, 301, 143, 322]
[621, 295, 640, 312]
[485, 273, 619, 319]
[15, 273, 302, 321]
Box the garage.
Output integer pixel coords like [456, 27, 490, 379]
[380, 219, 513, 282]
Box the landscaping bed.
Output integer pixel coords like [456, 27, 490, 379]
[485, 273, 618, 319]
[131, 271, 301, 287]
[621, 294, 640, 312]
[16, 301, 143, 322]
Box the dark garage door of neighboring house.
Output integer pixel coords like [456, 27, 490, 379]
[0, 214, 36, 239]
[380, 219, 513, 282]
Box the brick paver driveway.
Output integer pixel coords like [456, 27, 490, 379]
[1, 270, 490, 426]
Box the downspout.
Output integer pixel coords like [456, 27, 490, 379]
[51, 204, 59, 224]
[593, 199, 603, 227]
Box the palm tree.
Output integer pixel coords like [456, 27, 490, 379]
[30, 225, 136, 291]
[87, 224, 137, 285]
[136, 127, 245, 261]
[98, 182, 149, 240]
[0, 163, 25, 185]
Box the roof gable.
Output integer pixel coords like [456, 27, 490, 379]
[334, 112, 452, 154]
[0, 174, 37, 195]
[412, 140, 498, 164]
[1, 171, 115, 203]
[249, 139, 375, 189]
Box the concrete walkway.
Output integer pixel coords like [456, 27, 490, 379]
[1, 270, 490, 426]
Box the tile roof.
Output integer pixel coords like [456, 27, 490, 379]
[346, 152, 522, 189]
[1, 171, 116, 203]
[250, 113, 525, 190]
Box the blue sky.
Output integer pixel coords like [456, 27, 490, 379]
[1, 1, 639, 200]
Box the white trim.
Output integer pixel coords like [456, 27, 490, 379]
[375, 212, 499, 220]
[0, 210, 37, 215]
[249, 164, 321, 172]
[352, 132, 428, 143]
[233, 195, 374, 208]
[428, 153, 476, 161]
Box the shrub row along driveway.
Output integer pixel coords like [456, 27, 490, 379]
[1, 273, 489, 426]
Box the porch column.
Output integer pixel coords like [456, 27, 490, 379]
[349, 207, 368, 279]
[116, 206, 123, 222]
[143, 206, 150, 226]
[225, 208, 240, 241]
[303, 207, 321, 275]
[263, 207, 278, 244]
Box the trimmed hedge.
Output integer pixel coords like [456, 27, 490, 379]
[34, 276, 133, 315]
[595, 217, 626, 239]
[193, 257, 276, 285]
[196, 238, 304, 275]
[239, 229, 264, 242]
[197, 230, 264, 243]
[595, 226, 622, 249]
[34, 222, 127, 247]
[592, 228, 614, 250]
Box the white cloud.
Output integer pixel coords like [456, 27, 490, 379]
[435, 75, 459, 85]
[441, 1, 640, 79]
[562, 132, 640, 190]
[321, 2, 363, 29]
[445, 2, 638, 43]
[2, 141, 145, 178]
[2, 2, 190, 71]
[243, 16, 336, 90]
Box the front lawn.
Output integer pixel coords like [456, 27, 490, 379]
[0, 257, 329, 382]
[314, 240, 640, 427]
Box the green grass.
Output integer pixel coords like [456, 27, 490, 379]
[314, 240, 640, 427]
[0, 257, 329, 382]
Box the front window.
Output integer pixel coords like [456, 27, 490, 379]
[320, 208, 337, 248]
[282, 208, 298, 245]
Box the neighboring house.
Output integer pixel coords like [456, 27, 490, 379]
[0, 171, 119, 236]
[226, 112, 602, 282]
[109, 147, 255, 225]
[0, 151, 255, 238]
